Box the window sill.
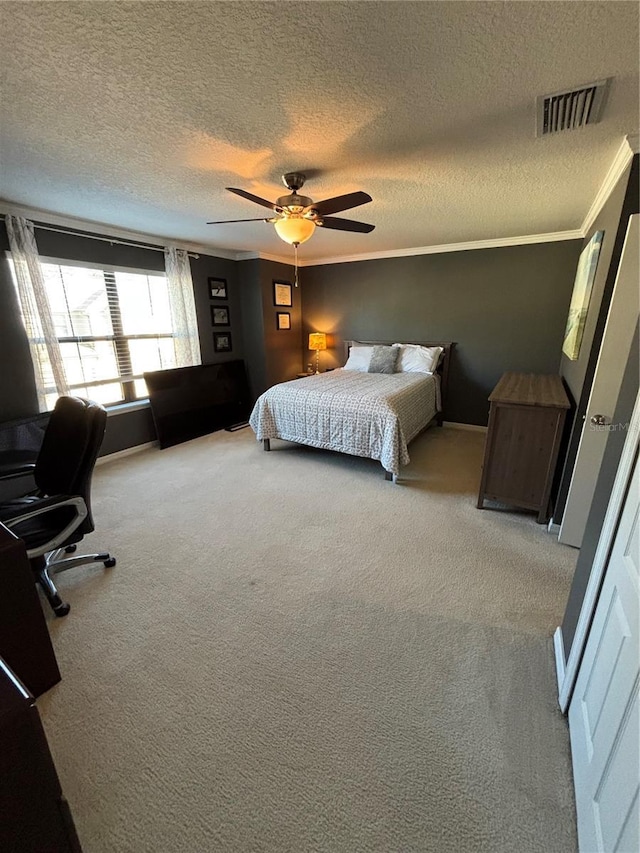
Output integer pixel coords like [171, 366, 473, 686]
[106, 400, 150, 417]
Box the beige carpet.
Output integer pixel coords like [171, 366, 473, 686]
[37, 426, 578, 853]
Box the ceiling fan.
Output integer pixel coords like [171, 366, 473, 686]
[207, 172, 375, 246]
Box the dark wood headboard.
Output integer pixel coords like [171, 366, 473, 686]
[343, 340, 455, 423]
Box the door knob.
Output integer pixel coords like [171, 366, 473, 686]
[590, 414, 609, 426]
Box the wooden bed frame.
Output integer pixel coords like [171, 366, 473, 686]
[343, 340, 454, 428]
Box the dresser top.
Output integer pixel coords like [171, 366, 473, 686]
[489, 372, 570, 408]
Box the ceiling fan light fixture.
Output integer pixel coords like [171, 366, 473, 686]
[211, 175, 374, 254]
[274, 216, 316, 245]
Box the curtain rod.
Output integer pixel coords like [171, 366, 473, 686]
[0, 215, 200, 259]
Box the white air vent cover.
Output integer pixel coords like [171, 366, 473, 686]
[536, 79, 611, 137]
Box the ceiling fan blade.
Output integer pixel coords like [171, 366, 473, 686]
[308, 191, 372, 216]
[317, 216, 375, 233]
[226, 187, 278, 210]
[206, 218, 271, 224]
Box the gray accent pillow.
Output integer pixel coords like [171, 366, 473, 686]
[368, 345, 399, 374]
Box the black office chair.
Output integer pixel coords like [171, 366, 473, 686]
[0, 397, 115, 617]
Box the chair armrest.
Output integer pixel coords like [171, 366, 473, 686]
[0, 494, 73, 520]
[0, 463, 36, 482]
[1, 496, 88, 559]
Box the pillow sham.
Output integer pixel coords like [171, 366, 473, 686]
[368, 345, 399, 374]
[393, 343, 443, 374]
[344, 345, 375, 371]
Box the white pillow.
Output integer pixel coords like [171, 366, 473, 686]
[344, 345, 375, 371]
[393, 343, 443, 374]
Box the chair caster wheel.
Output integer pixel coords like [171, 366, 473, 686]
[65, 544, 77, 553]
[53, 602, 71, 617]
[104, 557, 116, 568]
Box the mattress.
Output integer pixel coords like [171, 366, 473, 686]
[249, 368, 439, 474]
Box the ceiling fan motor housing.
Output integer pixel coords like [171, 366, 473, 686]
[276, 193, 313, 212]
[282, 171, 306, 192]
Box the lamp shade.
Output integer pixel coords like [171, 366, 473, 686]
[274, 216, 316, 245]
[308, 332, 327, 352]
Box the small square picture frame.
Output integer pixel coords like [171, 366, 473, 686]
[273, 280, 292, 307]
[208, 277, 227, 300]
[211, 305, 230, 326]
[276, 311, 291, 330]
[213, 332, 232, 353]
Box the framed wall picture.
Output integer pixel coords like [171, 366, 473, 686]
[273, 280, 292, 307]
[562, 230, 604, 360]
[208, 277, 227, 299]
[213, 332, 232, 353]
[211, 305, 230, 326]
[276, 311, 291, 330]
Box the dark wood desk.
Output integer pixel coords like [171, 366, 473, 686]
[0, 522, 61, 697]
[0, 658, 82, 852]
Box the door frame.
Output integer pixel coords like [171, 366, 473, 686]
[558, 215, 639, 548]
[556, 388, 640, 712]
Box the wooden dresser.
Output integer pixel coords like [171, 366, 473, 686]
[477, 372, 570, 523]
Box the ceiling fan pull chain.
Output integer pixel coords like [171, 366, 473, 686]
[294, 242, 299, 287]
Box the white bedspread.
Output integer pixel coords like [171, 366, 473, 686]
[249, 369, 439, 474]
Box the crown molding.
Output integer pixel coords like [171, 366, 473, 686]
[295, 229, 584, 267]
[626, 134, 640, 154]
[298, 134, 636, 267]
[580, 134, 636, 236]
[2, 134, 635, 268]
[0, 200, 580, 267]
[0, 200, 240, 261]
[236, 249, 293, 265]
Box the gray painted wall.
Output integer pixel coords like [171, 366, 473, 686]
[191, 251, 243, 368]
[259, 259, 302, 389]
[560, 162, 632, 401]
[238, 257, 300, 399]
[560, 321, 639, 658]
[554, 155, 638, 523]
[300, 240, 582, 424]
[238, 259, 267, 401]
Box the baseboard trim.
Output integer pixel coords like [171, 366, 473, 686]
[443, 421, 488, 433]
[96, 441, 157, 466]
[553, 627, 566, 705]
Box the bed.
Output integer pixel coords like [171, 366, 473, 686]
[249, 340, 454, 479]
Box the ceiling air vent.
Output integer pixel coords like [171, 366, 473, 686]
[536, 78, 611, 137]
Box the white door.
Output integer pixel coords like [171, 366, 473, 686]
[568, 453, 639, 852]
[559, 215, 639, 548]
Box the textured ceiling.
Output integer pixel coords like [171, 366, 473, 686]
[0, 1, 638, 262]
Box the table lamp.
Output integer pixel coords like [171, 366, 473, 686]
[308, 332, 327, 374]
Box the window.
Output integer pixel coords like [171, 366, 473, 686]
[13, 259, 179, 410]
